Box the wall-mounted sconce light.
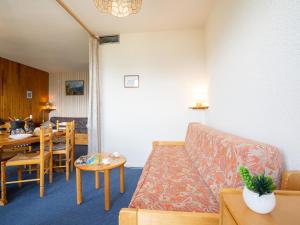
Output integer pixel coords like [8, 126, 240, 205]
[189, 88, 209, 110]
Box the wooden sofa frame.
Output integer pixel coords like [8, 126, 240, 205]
[119, 141, 300, 225]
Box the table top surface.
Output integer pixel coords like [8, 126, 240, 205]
[224, 190, 300, 225]
[75, 152, 126, 171]
[0, 131, 65, 148]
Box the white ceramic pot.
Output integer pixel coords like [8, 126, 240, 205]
[242, 187, 276, 214]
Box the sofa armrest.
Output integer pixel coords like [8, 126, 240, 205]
[281, 170, 300, 191]
[119, 208, 137, 225]
[119, 208, 219, 225]
[152, 141, 185, 149]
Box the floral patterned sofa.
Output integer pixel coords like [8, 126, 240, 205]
[129, 123, 283, 213]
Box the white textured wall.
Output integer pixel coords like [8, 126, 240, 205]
[101, 30, 207, 167]
[205, 0, 300, 169]
[49, 72, 89, 118]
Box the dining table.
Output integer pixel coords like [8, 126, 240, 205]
[0, 130, 65, 148]
[0, 130, 66, 205]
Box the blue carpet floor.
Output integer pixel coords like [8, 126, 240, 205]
[0, 147, 142, 225]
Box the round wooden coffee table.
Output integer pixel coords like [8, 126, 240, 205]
[74, 152, 126, 211]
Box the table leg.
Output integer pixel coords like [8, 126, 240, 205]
[120, 165, 125, 193]
[0, 162, 7, 206]
[76, 167, 83, 205]
[95, 171, 100, 189]
[104, 169, 110, 211]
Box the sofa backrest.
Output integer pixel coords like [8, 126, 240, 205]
[50, 117, 87, 133]
[184, 123, 283, 201]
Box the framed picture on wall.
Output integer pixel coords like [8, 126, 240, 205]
[65, 80, 84, 95]
[26, 90, 32, 99]
[124, 75, 139, 88]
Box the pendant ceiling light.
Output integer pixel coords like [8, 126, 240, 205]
[94, 0, 143, 18]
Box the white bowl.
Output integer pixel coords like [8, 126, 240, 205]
[9, 134, 32, 140]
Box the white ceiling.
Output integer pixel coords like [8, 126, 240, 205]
[64, 0, 214, 36]
[0, 0, 214, 72]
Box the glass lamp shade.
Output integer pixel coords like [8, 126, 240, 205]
[94, 0, 142, 17]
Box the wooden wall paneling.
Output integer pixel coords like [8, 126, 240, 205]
[0, 57, 49, 123]
[0, 59, 3, 119]
[37, 68, 49, 122]
[3, 58, 19, 119]
[19, 64, 29, 119]
[20, 64, 49, 122]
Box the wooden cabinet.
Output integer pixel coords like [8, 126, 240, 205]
[220, 189, 300, 225]
[0, 57, 49, 123]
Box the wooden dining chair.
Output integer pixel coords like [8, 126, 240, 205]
[0, 127, 53, 205]
[54, 120, 68, 167]
[56, 120, 67, 131]
[52, 121, 75, 181]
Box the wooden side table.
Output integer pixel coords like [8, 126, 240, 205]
[74, 153, 126, 211]
[220, 189, 300, 225]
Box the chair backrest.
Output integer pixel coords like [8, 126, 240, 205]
[56, 120, 67, 131]
[39, 126, 53, 159]
[65, 121, 75, 153]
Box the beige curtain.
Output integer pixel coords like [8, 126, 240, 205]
[88, 37, 101, 153]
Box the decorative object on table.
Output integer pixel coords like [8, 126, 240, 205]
[26, 90, 33, 99]
[240, 166, 276, 214]
[27, 115, 35, 133]
[24, 115, 35, 133]
[76, 155, 89, 164]
[124, 75, 139, 88]
[65, 80, 84, 95]
[9, 119, 26, 135]
[93, 0, 143, 18]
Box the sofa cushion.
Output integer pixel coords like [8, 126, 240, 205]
[184, 123, 283, 202]
[129, 145, 219, 212]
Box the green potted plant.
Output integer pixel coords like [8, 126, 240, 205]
[240, 166, 276, 214]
